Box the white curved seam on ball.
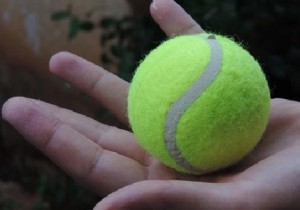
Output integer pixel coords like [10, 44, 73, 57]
[164, 35, 223, 174]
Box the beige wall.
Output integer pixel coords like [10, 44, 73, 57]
[0, 0, 132, 75]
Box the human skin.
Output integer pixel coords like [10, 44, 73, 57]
[2, 0, 300, 209]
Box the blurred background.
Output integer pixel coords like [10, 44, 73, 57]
[0, 0, 299, 209]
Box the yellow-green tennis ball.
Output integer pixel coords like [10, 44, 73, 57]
[128, 33, 270, 175]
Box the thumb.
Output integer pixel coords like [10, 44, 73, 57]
[93, 180, 246, 210]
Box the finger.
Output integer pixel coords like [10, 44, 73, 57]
[49, 52, 129, 124]
[94, 180, 246, 210]
[2, 97, 146, 195]
[150, 0, 204, 37]
[22, 98, 146, 164]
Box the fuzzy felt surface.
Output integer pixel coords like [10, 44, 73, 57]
[127, 33, 270, 174]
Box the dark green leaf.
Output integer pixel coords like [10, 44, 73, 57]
[51, 11, 70, 21]
[100, 18, 117, 29]
[80, 21, 95, 31]
[69, 17, 80, 40]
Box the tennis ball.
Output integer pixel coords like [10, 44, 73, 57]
[128, 33, 270, 175]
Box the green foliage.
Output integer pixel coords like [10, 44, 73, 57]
[68, 17, 80, 39]
[51, 7, 164, 82]
[79, 21, 95, 31]
[51, 11, 71, 21]
[51, 1, 300, 99]
[99, 16, 142, 81]
[51, 8, 95, 40]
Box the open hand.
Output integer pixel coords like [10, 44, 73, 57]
[2, 0, 300, 209]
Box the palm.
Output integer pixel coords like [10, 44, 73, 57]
[2, 0, 300, 209]
[132, 88, 300, 186]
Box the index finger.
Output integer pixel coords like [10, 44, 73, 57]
[49, 52, 129, 125]
[50, 0, 203, 125]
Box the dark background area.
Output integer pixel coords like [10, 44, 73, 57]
[1, 0, 300, 209]
[142, 0, 300, 100]
[97, 0, 300, 99]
